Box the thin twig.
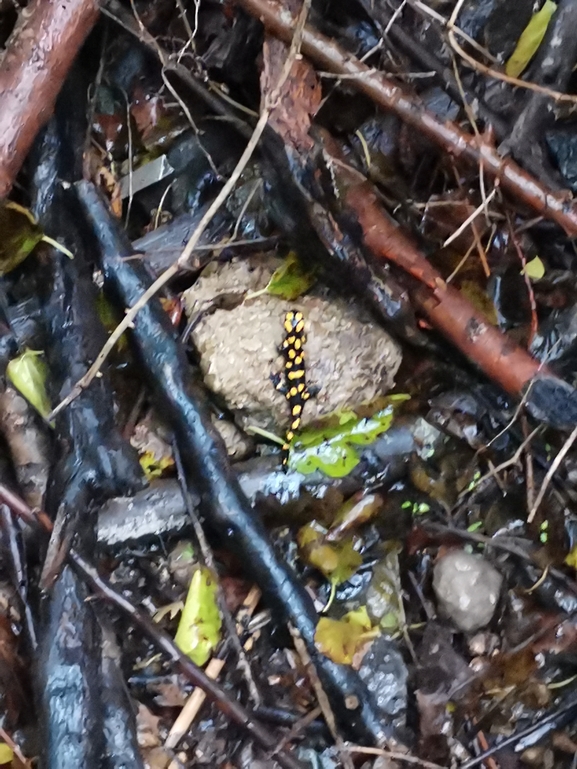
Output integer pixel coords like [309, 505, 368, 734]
[461, 425, 542, 499]
[528, 424, 577, 523]
[48, 0, 312, 421]
[343, 744, 446, 769]
[521, 416, 536, 514]
[272, 706, 323, 757]
[446, 0, 577, 104]
[448, 53, 492, 277]
[124, 90, 134, 226]
[408, 0, 498, 62]
[288, 625, 355, 769]
[442, 188, 497, 249]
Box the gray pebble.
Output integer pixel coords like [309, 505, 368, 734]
[433, 549, 502, 632]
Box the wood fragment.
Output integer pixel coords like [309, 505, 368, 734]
[0, 0, 100, 198]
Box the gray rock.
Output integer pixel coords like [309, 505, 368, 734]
[358, 635, 408, 721]
[98, 480, 191, 548]
[182, 255, 402, 435]
[433, 550, 502, 633]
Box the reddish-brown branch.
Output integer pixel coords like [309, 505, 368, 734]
[237, 0, 577, 237]
[0, 0, 100, 199]
[345, 181, 549, 395]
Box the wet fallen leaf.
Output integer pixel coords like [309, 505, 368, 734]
[267, 252, 316, 299]
[297, 520, 362, 585]
[0, 202, 44, 275]
[139, 449, 175, 480]
[290, 399, 407, 477]
[522, 255, 545, 280]
[505, 0, 557, 78]
[247, 252, 316, 301]
[315, 607, 379, 665]
[366, 542, 405, 634]
[0, 743, 13, 765]
[174, 567, 222, 666]
[565, 544, 577, 570]
[0, 202, 72, 274]
[327, 492, 385, 542]
[7, 349, 52, 421]
[131, 422, 174, 479]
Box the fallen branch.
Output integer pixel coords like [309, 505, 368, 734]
[76, 180, 399, 748]
[0, 484, 306, 769]
[236, 0, 577, 236]
[348, 184, 543, 390]
[0, 0, 100, 198]
[316, 132, 577, 429]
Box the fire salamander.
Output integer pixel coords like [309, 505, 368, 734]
[276, 310, 310, 465]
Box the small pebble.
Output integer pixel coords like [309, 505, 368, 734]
[433, 549, 502, 632]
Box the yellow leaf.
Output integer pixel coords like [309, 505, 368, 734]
[174, 567, 221, 666]
[0, 742, 13, 764]
[7, 348, 52, 420]
[139, 450, 174, 480]
[315, 607, 378, 665]
[522, 255, 545, 280]
[565, 545, 577, 570]
[506, 0, 557, 78]
[297, 521, 362, 585]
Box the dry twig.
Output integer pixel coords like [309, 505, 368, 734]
[48, 0, 312, 421]
[528, 424, 577, 523]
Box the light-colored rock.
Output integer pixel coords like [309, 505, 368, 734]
[211, 414, 253, 459]
[433, 549, 502, 633]
[183, 255, 402, 435]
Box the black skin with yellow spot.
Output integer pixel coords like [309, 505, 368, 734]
[276, 310, 310, 464]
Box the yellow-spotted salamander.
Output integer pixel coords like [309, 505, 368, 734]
[276, 310, 311, 465]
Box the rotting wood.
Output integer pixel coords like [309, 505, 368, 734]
[236, 0, 577, 236]
[0, 0, 100, 199]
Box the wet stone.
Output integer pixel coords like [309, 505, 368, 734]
[433, 549, 503, 633]
[182, 255, 402, 436]
[358, 635, 408, 723]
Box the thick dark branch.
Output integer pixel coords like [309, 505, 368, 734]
[0, 483, 306, 769]
[76, 180, 400, 749]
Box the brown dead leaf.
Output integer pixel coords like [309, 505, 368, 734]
[261, 28, 321, 153]
[153, 681, 187, 708]
[136, 703, 161, 749]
